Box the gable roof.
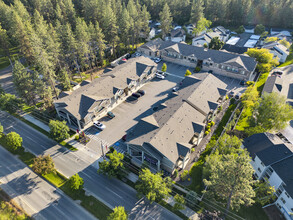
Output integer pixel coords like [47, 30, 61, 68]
[171, 28, 185, 38]
[162, 42, 257, 72]
[128, 73, 227, 163]
[55, 57, 156, 120]
[262, 75, 283, 95]
[139, 38, 176, 52]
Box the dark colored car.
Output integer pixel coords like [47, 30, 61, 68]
[132, 93, 141, 98]
[107, 111, 115, 119]
[273, 71, 283, 75]
[240, 80, 247, 86]
[126, 96, 138, 102]
[137, 90, 145, 96]
[229, 91, 235, 97]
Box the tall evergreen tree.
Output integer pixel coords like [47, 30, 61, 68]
[190, 0, 204, 24]
[159, 3, 173, 38]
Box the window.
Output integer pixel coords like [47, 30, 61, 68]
[261, 162, 265, 167]
[254, 173, 259, 178]
[277, 203, 282, 209]
[285, 192, 290, 199]
[241, 71, 245, 75]
[258, 168, 262, 173]
[280, 197, 286, 204]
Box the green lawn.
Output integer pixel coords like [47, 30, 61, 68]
[60, 181, 113, 220]
[236, 203, 269, 220]
[278, 52, 293, 67]
[188, 160, 204, 194]
[43, 172, 67, 187]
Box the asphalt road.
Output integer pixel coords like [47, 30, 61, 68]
[0, 111, 181, 219]
[0, 146, 96, 220]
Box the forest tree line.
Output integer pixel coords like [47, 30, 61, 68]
[0, 0, 292, 108]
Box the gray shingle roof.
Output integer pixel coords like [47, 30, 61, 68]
[128, 73, 227, 163]
[170, 28, 185, 38]
[262, 76, 283, 95]
[162, 42, 257, 71]
[55, 57, 156, 120]
[271, 156, 293, 197]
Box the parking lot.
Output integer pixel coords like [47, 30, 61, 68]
[83, 61, 248, 156]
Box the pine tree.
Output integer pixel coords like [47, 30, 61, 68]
[0, 23, 11, 65]
[12, 61, 35, 104]
[190, 0, 204, 24]
[159, 3, 173, 38]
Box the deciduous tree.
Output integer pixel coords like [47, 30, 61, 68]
[107, 206, 127, 220]
[192, 17, 212, 36]
[69, 173, 84, 190]
[161, 63, 167, 72]
[173, 194, 185, 211]
[136, 168, 172, 203]
[6, 132, 23, 151]
[251, 92, 293, 132]
[49, 120, 70, 141]
[32, 155, 56, 175]
[98, 150, 125, 178]
[254, 24, 265, 35]
[203, 151, 255, 216]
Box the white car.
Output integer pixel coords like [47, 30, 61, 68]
[172, 87, 179, 92]
[154, 58, 162, 63]
[155, 73, 165, 79]
[93, 121, 106, 130]
[134, 52, 141, 57]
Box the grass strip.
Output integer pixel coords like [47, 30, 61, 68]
[0, 136, 112, 219]
[11, 113, 77, 151]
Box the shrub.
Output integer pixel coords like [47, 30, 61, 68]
[191, 148, 195, 152]
[211, 121, 215, 126]
[207, 122, 211, 126]
[205, 131, 209, 135]
[109, 146, 115, 153]
[246, 81, 254, 86]
[195, 66, 201, 72]
[180, 170, 189, 181]
[188, 178, 191, 181]
[173, 169, 178, 177]
[225, 95, 229, 100]
[185, 69, 192, 76]
[208, 129, 211, 132]
[75, 135, 80, 140]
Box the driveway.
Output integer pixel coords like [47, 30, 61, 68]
[0, 65, 15, 95]
[83, 61, 247, 155]
[84, 71, 183, 154]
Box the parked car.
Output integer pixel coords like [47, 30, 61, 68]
[235, 92, 242, 100]
[154, 57, 162, 63]
[240, 80, 247, 86]
[134, 52, 141, 57]
[93, 121, 106, 130]
[132, 92, 141, 98]
[155, 73, 165, 79]
[107, 111, 115, 119]
[126, 96, 138, 102]
[172, 87, 179, 92]
[273, 71, 283, 75]
[121, 58, 127, 61]
[137, 90, 145, 96]
[229, 91, 235, 97]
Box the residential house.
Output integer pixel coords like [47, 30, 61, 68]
[185, 24, 195, 35]
[262, 42, 290, 63]
[192, 26, 230, 47]
[54, 57, 157, 130]
[242, 133, 293, 220]
[126, 73, 227, 173]
[262, 75, 283, 96]
[138, 39, 257, 80]
[270, 28, 292, 37]
[165, 28, 186, 43]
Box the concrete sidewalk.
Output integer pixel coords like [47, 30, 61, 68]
[165, 196, 199, 220]
[23, 113, 50, 132]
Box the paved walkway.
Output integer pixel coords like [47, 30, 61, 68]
[165, 196, 199, 220]
[22, 113, 50, 132]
